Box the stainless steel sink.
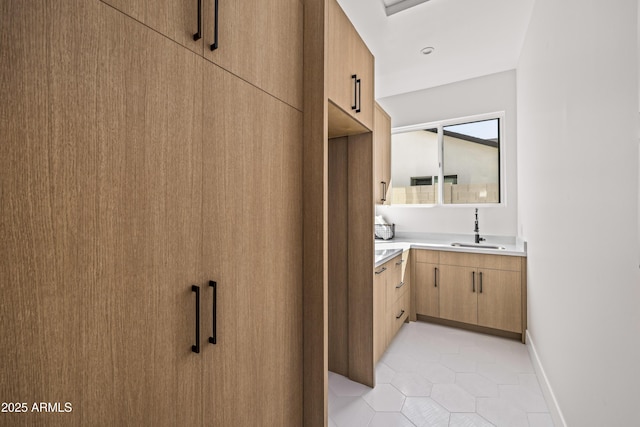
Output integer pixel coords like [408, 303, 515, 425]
[451, 242, 506, 250]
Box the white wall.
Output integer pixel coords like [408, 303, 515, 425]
[377, 70, 517, 236]
[517, 0, 640, 425]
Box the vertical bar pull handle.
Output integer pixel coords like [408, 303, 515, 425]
[381, 181, 387, 202]
[351, 74, 357, 110]
[472, 271, 476, 293]
[356, 78, 362, 113]
[193, 0, 202, 41]
[209, 280, 217, 344]
[192, 285, 200, 353]
[434, 267, 438, 287]
[479, 272, 483, 293]
[210, 0, 219, 51]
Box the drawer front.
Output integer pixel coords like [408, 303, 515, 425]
[386, 256, 407, 309]
[387, 290, 410, 342]
[413, 249, 439, 264]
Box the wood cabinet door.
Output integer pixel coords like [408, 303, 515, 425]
[477, 269, 522, 333]
[415, 263, 440, 317]
[99, 0, 202, 56]
[201, 62, 303, 426]
[87, 6, 204, 426]
[0, 1, 100, 425]
[374, 103, 391, 204]
[327, 0, 374, 130]
[203, 0, 303, 110]
[373, 265, 387, 364]
[439, 265, 478, 325]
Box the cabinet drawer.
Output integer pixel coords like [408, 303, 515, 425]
[387, 290, 409, 341]
[386, 271, 408, 310]
[439, 251, 522, 272]
[414, 249, 439, 264]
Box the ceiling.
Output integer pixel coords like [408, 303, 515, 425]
[336, 0, 535, 99]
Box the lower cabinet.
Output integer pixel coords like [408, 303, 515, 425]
[374, 251, 410, 364]
[414, 249, 526, 340]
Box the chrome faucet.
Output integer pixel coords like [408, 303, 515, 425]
[474, 208, 485, 244]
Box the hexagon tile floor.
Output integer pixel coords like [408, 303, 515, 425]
[328, 322, 555, 427]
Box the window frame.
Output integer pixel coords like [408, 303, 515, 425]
[391, 111, 506, 207]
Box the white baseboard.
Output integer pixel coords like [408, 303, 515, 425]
[526, 330, 568, 427]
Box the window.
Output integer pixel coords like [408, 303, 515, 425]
[390, 114, 503, 205]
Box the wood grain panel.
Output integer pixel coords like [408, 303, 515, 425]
[302, 0, 329, 423]
[439, 265, 478, 325]
[201, 65, 303, 426]
[373, 264, 387, 364]
[204, 0, 303, 110]
[414, 249, 440, 264]
[374, 103, 391, 204]
[328, 137, 349, 376]
[347, 132, 374, 387]
[477, 269, 522, 333]
[90, 7, 203, 426]
[0, 1, 100, 425]
[415, 263, 440, 317]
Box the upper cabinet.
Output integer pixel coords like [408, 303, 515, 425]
[327, 0, 374, 130]
[374, 102, 391, 204]
[99, 0, 303, 110]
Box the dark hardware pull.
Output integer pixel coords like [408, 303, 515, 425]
[472, 271, 476, 293]
[381, 181, 387, 202]
[434, 267, 438, 287]
[479, 272, 483, 294]
[395, 281, 405, 289]
[396, 309, 405, 319]
[356, 78, 361, 113]
[193, 0, 202, 41]
[351, 75, 358, 110]
[210, 0, 219, 50]
[375, 267, 387, 275]
[209, 281, 217, 344]
[192, 285, 200, 353]
[395, 258, 404, 266]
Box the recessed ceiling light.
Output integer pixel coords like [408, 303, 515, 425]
[420, 46, 435, 55]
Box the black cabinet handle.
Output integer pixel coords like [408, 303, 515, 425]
[209, 280, 217, 344]
[395, 281, 405, 289]
[472, 271, 476, 293]
[434, 267, 438, 287]
[193, 0, 202, 41]
[479, 272, 483, 293]
[375, 267, 387, 275]
[356, 78, 361, 113]
[192, 285, 200, 353]
[396, 309, 405, 319]
[351, 74, 357, 110]
[210, 0, 219, 51]
[381, 181, 387, 202]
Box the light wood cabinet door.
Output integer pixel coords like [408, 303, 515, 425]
[477, 269, 522, 333]
[203, 0, 303, 110]
[327, 0, 374, 130]
[374, 103, 391, 204]
[0, 1, 100, 425]
[100, 0, 303, 111]
[415, 263, 440, 317]
[439, 265, 478, 325]
[89, 6, 204, 426]
[373, 264, 388, 364]
[201, 62, 303, 426]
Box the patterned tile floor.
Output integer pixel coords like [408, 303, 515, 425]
[328, 321, 554, 427]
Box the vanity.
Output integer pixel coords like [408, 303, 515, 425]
[374, 234, 527, 360]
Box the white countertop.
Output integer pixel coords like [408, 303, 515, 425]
[374, 232, 526, 267]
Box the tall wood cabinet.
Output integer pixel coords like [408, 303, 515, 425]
[1, 1, 303, 426]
